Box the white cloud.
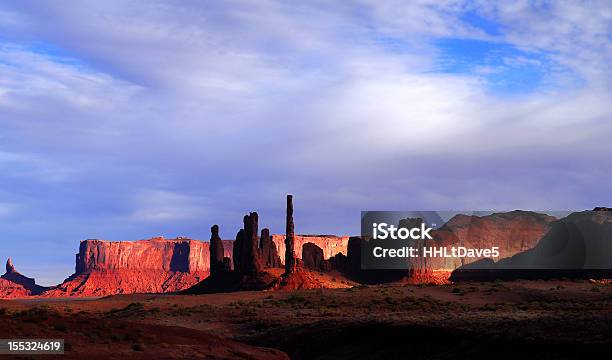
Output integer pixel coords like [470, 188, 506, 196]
[0, 1, 608, 193]
[127, 189, 212, 222]
[0, 150, 74, 183]
[475, 1, 612, 85]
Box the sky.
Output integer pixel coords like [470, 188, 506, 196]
[0, 0, 611, 285]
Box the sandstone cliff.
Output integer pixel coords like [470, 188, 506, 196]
[451, 209, 612, 281]
[11, 209, 557, 297]
[350, 211, 555, 284]
[75, 237, 232, 273]
[410, 211, 555, 271]
[43, 270, 211, 297]
[272, 235, 349, 264]
[47, 233, 348, 297]
[437, 211, 555, 257]
[47, 237, 233, 297]
[0, 278, 30, 298]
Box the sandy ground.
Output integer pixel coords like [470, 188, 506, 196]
[1, 279, 611, 359]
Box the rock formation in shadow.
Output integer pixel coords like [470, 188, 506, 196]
[451, 208, 612, 281]
[185, 213, 277, 294]
[302, 242, 330, 271]
[259, 228, 282, 268]
[236, 212, 264, 274]
[337, 236, 409, 284]
[284, 194, 298, 274]
[209, 225, 226, 276]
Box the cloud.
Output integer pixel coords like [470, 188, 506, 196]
[127, 189, 212, 222]
[473, 1, 612, 85]
[0, 202, 16, 218]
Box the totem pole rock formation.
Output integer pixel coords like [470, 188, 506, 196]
[272, 194, 327, 290]
[209, 225, 225, 276]
[259, 228, 282, 268]
[233, 212, 263, 274]
[6, 258, 15, 273]
[284, 194, 299, 274]
[189, 209, 280, 293]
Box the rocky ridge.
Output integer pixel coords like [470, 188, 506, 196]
[0, 258, 48, 298]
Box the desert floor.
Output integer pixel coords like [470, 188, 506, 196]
[1, 278, 611, 359]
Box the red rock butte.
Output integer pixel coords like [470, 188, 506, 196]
[42, 234, 349, 297]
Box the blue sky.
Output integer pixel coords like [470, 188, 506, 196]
[0, 1, 611, 285]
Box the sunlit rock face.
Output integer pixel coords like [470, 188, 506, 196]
[46, 233, 349, 297]
[0, 278, 30, 298]
[48, 237, 233, 297]
[272, 235, 350, 265]
[75, 237, 230, 273]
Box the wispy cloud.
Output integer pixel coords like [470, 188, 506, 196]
[127, 189, 212, 222]
[0, 202, 16, 218]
